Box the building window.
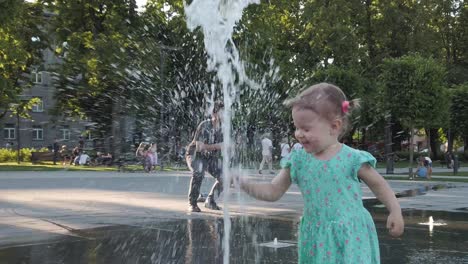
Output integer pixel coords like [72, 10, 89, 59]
[32, 126, 43, 140]
[60, 127, 70, 140]
[32, 98, 44, 112]
[3, 124, 15, 139]
[32, 71, 43, 84]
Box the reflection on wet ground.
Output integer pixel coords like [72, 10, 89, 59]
[0, 208, 467, 264]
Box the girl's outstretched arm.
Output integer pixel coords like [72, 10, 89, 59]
[239, 169, 291, 202]
[359, 164, 405, 237]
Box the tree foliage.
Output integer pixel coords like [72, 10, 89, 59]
[3, 0, 467, 157]
[41, 0, 140, 134]
[450, 84, 468, 136]
[379, 54, 449, 129]
[0, 1, 47, 119]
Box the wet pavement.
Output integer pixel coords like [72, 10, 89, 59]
[0, 170, 467, 263]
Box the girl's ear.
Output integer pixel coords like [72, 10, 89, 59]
[330, 118, 343, 135]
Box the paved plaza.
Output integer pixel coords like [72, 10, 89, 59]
[0, 169, 467, 249]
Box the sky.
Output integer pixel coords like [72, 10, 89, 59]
[136, 0, 148, 11]
[26, 0, 148, 11]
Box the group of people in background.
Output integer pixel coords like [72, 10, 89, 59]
[258, 134, 303, 174]
[136, 142, 158, 173]
[56, 136, 92, 166]
[53, 136, 112, 166]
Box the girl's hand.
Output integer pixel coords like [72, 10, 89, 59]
[387, 212, 404, 237]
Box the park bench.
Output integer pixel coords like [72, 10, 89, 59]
[438, 160, 447, 168]
[31, 152, 56, 164]
[114, 153, 141, 172]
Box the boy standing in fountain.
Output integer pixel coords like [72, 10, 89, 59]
[186, 101, 224, 212]
[237, 83, 404, 263]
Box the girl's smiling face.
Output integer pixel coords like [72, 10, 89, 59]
[292, 107, 341, 154]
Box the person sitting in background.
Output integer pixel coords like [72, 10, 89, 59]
[410, 157, 430, 180]
[78, 151, 90, 165]
[71, 146, 80, 165]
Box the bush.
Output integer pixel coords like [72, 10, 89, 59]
[0, 147, 49, 162]
[0, 149, 16, 162]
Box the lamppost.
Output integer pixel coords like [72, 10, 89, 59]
[385, 115, 394, 174]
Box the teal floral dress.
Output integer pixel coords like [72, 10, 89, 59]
[281, 144, 380, 264]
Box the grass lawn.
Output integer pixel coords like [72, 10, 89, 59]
[0, 162, 188, 172]
[383, 175, 468, 183]
[383, 170, 468, 183]
[430, 171, 468, 176]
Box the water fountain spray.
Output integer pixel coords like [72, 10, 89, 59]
[184, 0, 259, 263]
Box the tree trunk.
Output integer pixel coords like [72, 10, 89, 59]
[464, 135, 467, 159]
[408, 125, 415, 176]
[447, 128, 455, 153]
[429, 128, 439, 159]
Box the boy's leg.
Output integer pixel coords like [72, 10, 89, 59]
[205, 157, 222, 210]
[187, 156, 205, 212]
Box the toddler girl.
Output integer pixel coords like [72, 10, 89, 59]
[238, 83, 404, 263]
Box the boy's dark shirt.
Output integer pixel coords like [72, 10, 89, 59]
[186, 119, 223, 159]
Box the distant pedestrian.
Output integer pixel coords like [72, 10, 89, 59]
[258, 134, 274, 174]
[280, 138, 291, 161]
[445, 151, 454, 169]
[148, 142, 158, 172]
[136, 142, 152, 172]
[292, 141, 303, 151]
[424, 156, 433, 179]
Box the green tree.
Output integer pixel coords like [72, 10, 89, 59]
[133, 0, 214, 155]
[305, 65, 368, 141]
[0, 1, 47, 119]
[8, 98, 42, 163]
[379, 54, 449, 175]
[42, 0, 140, 157]
[449, 83, 468, 157]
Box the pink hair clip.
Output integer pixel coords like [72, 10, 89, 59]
[341, 100, 350, 113]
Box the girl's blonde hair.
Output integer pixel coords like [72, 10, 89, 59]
[284, 82, 360, 138]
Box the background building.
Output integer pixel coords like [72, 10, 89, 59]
[0, 47, 92, 151]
